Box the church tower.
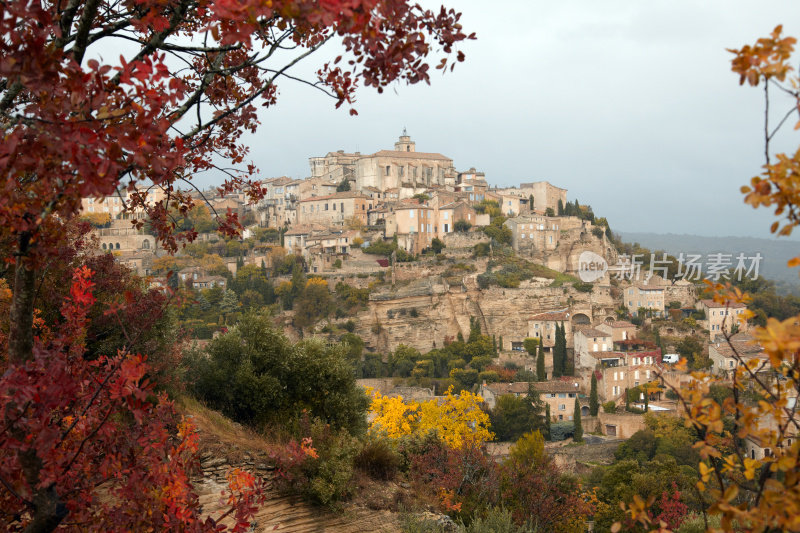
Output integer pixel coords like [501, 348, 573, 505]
[394, 128, 415, 152]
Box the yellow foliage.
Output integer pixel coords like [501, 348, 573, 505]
[306, 277, 328, 288]
[368, 386, 493, 448]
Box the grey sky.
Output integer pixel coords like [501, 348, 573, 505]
[226, 1, 800, 239]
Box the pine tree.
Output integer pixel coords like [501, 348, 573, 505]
[537, 340, 546, 382]
[557, 199, 564, 216]
[589, 372, 599, 416]
[573, 397, 583, 442]
[468, 316, 481, 343]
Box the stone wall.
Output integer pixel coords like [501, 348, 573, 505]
[597, 411, 646, 439]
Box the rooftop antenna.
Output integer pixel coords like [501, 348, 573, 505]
[402, 126, 407, 136]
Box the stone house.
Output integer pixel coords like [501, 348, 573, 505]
[478, 382, 531, 410]
[284, 224, 326, 257]
[305, 230, 358, 273]
[574, 327, 613, 370]
[518, 181, 568, 214]
[596, 321, 637, 343]
[527, 310, 572, 355]
[698, 299, 748, 339]
[504, 214, 585, 253]
[590, 347, 660, 402]
[191, 275, 227, 290]
[708, 333, 765, 377]
[624, 284, 666, 317]
[530, 380, 582, 421]
[297, 191, 370, 226]
[455, 168, 488, 203]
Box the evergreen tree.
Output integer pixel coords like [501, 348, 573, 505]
[457, 331, 464, 343]
[336, 179, 351, 192]
[498, 335, 503, 352]
[573, 397, 583, 442]
[468, 316, 481, 343]
[589, 372, 599, 416]
[544, 403, 551, 440]
[557, 199, 564, 216]
[236, 255, 245, 268]
[537, 340, 546, 382]
[529, 194, 534, 211]
[625, 387, 630, 411]
[644, 388, 649, 412]
[492, 334, 497, 354]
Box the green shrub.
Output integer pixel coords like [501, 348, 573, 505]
[340, 319, 356, 332]
[354, 436, 402, 481]
[602, 401, 616, 413]
[185, 312, 369, 434]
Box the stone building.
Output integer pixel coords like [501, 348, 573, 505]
[297, 191, 370, 226]
[574, 327, 613, 370]
[527, 310, 573, 355]
[518, 181, 568, 214]
[698, 299, 748, 339]
[455, 168, 488, 203]
[591, 347, 660, 402]
[531, 380, 583, 422]
[624, 284, 666, 317]
[596, 321, 637, 343]
[504, 214, 586, 254]
[708, 333, 765, 376]
[355, 133, 455, 191]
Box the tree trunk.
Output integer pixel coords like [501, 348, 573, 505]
[9, 234, 35, 363]
[8, 234, 67, 532]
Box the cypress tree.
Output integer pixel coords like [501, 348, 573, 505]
[573, 397, 583, 442]
[557, 199, 564, 216]
[644, 388, 649, 412]
[457, 331, 464, 343]
[625, 387, 630, 411]
[537, 340, 546, 381]
[545, 404, 551, 440]
[498, 335, 503, 352]
[589, 373, 599, 416]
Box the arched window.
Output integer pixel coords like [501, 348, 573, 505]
[115, 243, 120, 249]
[142, 239, 150, 250]
[102, 243, 107, 250]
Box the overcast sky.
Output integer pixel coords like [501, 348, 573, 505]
[223, 1, 800, 240]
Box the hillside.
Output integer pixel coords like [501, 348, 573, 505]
[620, 231, 800, 292]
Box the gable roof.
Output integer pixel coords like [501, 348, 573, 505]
[367, 150, 452, 161]
[530, 311, 569, 321]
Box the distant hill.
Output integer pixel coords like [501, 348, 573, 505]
[619, 232, 800, 292]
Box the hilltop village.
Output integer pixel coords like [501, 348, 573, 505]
[81, 132, 767, 448]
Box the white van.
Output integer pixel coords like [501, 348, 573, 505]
[662, 353, 680, 364]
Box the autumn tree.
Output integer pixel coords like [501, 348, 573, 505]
[618, 26, 800, 533]
[0, 0, 473, 528]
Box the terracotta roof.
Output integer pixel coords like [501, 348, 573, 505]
[531, 380, 581, 394]
[298, 191, 368, 203]
[530, 311, 569, 321]
[484, 382, 531, 395]
[368, 150, 452, 161]
[700, 299, 747, 309]
[266, 176, 293, 186]
[284, 224, 326, 236]
[576, 327, 611, 338]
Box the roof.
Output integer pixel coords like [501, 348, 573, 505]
[531, 380, 581, 394]
[530, 311, 569, 321]
[608, 321, 636, 328]
[484, 382, 531, 395]
[298, 191, 368, 203]
[700, 299, 747, 309]
[588, 351, 626, 360]
[636, 284, 665, 292]
[576, 327, 611, 338]
[367, 150, 452, 161]
[266, 176, 293, 186]
[284, 224, 326, 236]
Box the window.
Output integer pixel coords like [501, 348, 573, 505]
[558, 393, 566, 398]
[443, 212, 449, 219]
[568, 393, 575, 398]
[548, 393, 556, 398]
[613, 372, 618, 381]
[385, 165, 391, 176]
[646, 370, 650, 379]
[410, 210, 414, 218]
[332, 203, 336, 210]
[634, 370, 640, 379]
[559, 404, 566, 411]
[521, 234, 525, 239]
